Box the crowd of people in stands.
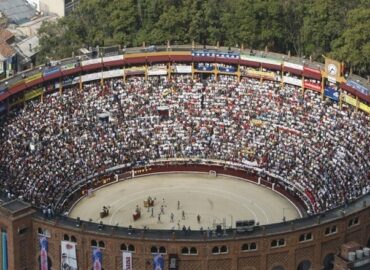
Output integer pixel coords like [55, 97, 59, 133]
[0, 75, 369, 214]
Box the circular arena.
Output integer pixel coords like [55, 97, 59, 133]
[69, 173, 301, 229]
[0, 46, 369, 270]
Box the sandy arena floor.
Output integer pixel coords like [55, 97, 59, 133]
[69, 173, 301, 230]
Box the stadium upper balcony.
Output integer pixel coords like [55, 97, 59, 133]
[0, 44, 369, 111]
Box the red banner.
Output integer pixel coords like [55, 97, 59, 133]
[303, 66, 321, 75]
[304, 82, 321, 92]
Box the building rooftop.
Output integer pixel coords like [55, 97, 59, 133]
[1, 199, 31, 214]
[0, 41, 15, 59]
[0, 28, 14, 43]
[0, 0, 37, 24]
[16, 34, 38, 58]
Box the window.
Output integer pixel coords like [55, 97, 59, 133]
[91, 240, 104, 248]
[212, 246, 219, 254]
[242, 242, 257, 251]
[348, 217, 360, 228]
[151, 246, 158, 253]
[71, 235, 77, 243]
[18, 227, 28, 235]
[181, 246, 197, 255]
[299, 233, 313, 243]
[38, 227, 51, 238]
[220, 245, 228, 253]
[120, 244, 127, 251]
[242, 244, 249, 251]
[128, 244, 135, 252]
[98, 241, 105, 248]
[63, 234, 70, 241]
[271, 239, 285, 248]
[190, 247, 197, 254]
[159, 246, 166, 254]
[324, 225, 337, 236]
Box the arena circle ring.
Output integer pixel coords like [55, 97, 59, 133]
[68, 163, 304, 229]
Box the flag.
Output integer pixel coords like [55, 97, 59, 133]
[92, 248, 102, 270]
[122, 251, 132, 270]
[40, 237, 48, 270]
[153, 253, 164, 270]
[61, 241, 78, 270]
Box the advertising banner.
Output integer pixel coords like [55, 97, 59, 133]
[25, 72, 42, 83]
[103, 55, 123, 63]
[124, 66, 146, 75]
[24, 88, 43, 101]
[283, 76, 302, 87]
[283, 62, 303, 70]
[43, 66, 61, 77]
[148, 66, 167, 76]
[172, 65, 192, 73]
[61, 241, 78, 270]
[192, 50, 216, 57]
[303, 66, 321, 75]
[195, 64, 214, 71]
[82, 58, 102, 66]
[359, 102, 370, 114]
[2, 232, 8, 270]
[153, 254, 164, 270]
[344, 95, 357, 107]
[0, 85, 7, 94]
[304, 81, 321, 92]
[61, 63, 76, 71]
[122, 251, 132, 270]
[346, 80, 369, 96]
[241, 54, 281, 65]
[215, 52, 240, 58]
[92, 248, 102, 270]
[40, 236, 48, 270]
[324, 87, 339, 101]
[218, 66, 237, 73]
[245, 69, 275, 79]
[169, 254, 178, 270]
[102, 69, 123, 79]
[81, 72, 102, 83]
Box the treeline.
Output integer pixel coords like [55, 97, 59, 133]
[37, 0, 370, 75]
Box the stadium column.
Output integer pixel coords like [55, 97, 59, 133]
[100, 68, 104, 87]
[301, 76, 305, 98]
[191, 62, 195, 80]
[237, 64, 241, 82]
[79, 74, 83, 91]
[214, 65, 218, 81]
[59, 77, 63, 96]
[356, 96, 359, 111]
[167, 62, 171, 80]
[321, 78, 325, 101]
[339, 90, 343, 109]
[145, 63, 148, 81]
[259, 65, 263, 84]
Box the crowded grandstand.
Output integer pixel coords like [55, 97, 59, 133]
[0, 73, 369, 217]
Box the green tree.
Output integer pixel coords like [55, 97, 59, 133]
[331, 5, 370, 75]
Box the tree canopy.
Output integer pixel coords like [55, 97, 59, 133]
[37, 0, 370, 75]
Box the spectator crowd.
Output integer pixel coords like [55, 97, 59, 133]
[0, 75, 369, 214]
